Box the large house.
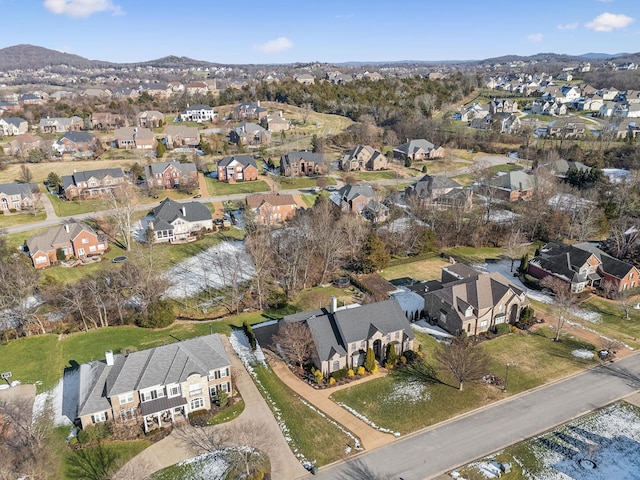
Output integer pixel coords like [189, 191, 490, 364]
[27, 220, 107, 268]
[164, 125, 200, 148]
[113, 127, 155, 150]
[278, 297, 415, 376]
[246, 193, 298, 225]
[330, 184, 376, 214]
[280, 151, 325, 177]
[180, 104, 216, 123]
[265, 111, 291, 132]
[527, 242, 640, 293]
[405, 175, 472, 210]
[420, 265, 528, 336]
[52, 131, 98, 155]
[39, 116, 83, 133]
[0, 117, 28, 136]
[229, 122, 271, 146]
[487, 171, 535, 202]
[144, 161, 198, 190]
[548, 117, 586, 137]
[147, 198, 213, 243]
[0, 182, 39, 213]
[75, 334, 232, 432]
[1, 133, 45, 156]
[339, 145, 388, 172]
[90, 112, 127, 130]
[62, 168, 127, 200]
[136, 110, 165, 129]
[393, 139, 445, 161]
[232, 102, 268, 121]
[216, 155, 259, 183]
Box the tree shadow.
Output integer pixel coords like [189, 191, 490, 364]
[334, 459, 393, 480]
[591, 362, 640, 389]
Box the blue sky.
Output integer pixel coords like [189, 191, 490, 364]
[1, 0, 639, 64]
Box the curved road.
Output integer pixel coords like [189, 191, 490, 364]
[310, 353, 640, 480]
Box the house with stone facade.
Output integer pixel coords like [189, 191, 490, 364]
[62, 168, 127, 200]
[339, 145, 388, 171]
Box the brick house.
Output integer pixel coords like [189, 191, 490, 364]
[330, 184, 376, 214]
[27, 220, 107, 268]
[246, 193, 298, 225]
[339, 145, 388, 171]
[420, 265, 528, 336]
[527, 242, 640, 293]
[229, 122, 271, 146]
[405, 175, 472, 211]
[216, 155, 259, 183]
[164, 125, 200, 148]
[393, 139, 446, 161]
[232, 102, 268, 121]
[0, 182, 39, 213]
[487, 171, 535, 202]
[62, 168, 127, 200]
[113, 127, 155, 149]
[90, 112, 128, 130]
[144, 161, 198, 190]
[280, 151, 325, 177]
[75, 334, 232, 432]
[52, 131, 98, 155]
[39, 116, 83, 134]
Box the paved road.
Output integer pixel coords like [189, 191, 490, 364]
[311, 353, 640, 480]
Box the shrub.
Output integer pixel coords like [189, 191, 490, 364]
[120, 346, 137, 354]
[356, 366, 366, 376]
[493, 323, 511, 336]
[402, 350, 420, 364]
[330, 368, 349, 382]
[371, 365, 379, 375]
[77, 422, 112, 444]
[516, 306, 536, 330]
[243, 320, 257, 351]
[329, 377, 336, 386]
[189, 409, 211, 427]
[137, 299, 175, 328]
[8, 208, 16, 213]
[215, 390, 229, 408]
[347, 369, 355, 377]
[314, 370, 323, 385]
[522, 274, 541, 289]
[384, 343, 397, 368]
[364, 348, 376, 373]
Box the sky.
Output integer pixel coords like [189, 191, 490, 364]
[0, 0, 639, 64]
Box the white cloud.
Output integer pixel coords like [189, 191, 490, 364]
[527, 33, 544, 42]
[252, 37, 293, 54]
[43, 0, 123, 18]
[586, 12, 634, 32]
[557, 22, 578, 31]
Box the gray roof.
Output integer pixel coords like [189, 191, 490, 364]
[489, 171, 535, 191]
[338, 184, 375, 202]
[283, 300, 414, 363]
[39, 116, 82, 128]
[545, 159, 591, 175]
[233, 122, 267, 135]
[184, 104, 213, 112]
[78, 334, 231, 417]
[394, 139, 437, 155]
[412, 175, 461, 198]
[151, 198, 211, 231]
[0, 182, 38, 199]
[0, 117, 27, 127]
[62, 167, 125, 189]
[55, 131, 96, 144]
[145, 161, 197, 176]
[27, 219, 96, 255]
[280, 151, 324, 169]
[217, 155, 257, 169]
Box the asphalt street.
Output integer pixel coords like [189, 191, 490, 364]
[312, 353, 640, 480]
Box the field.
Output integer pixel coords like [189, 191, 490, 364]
[204, 177, 271, 195]
[451, 402, 640, 480]
[0, 158, 139, 184]
[379, 256, 451, 282]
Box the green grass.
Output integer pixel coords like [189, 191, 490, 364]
[577, 296, 640, 350]
[331, 328, 598, 434]
[207, 399, 245, 426]
[342, 170, 398, 181]
[490, 163, 523, 174]
[253, 364, 356, 466]
[443, 246, 505, 264]
[63, 440, 152, 480]
[273, 175, 335, 190]
[48, 194, 107, 217]
[0, 211, 47, 227]
[379, 256, 450, 283]
[452, 173, 475, 186]
[39, 243, 127, 284]
[205, 177, 270, 195]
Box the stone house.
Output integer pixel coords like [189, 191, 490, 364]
[216, 155, 259, 183]
[339, 145, 388, 171]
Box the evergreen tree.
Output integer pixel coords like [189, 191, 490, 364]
[361, 231, 390, 273]
[385, 343, 397, 368]
[156, 141, 166, 158]
[364, 347, 376, 373]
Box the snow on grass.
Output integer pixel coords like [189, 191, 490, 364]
[33, 368, 78, 427]
[165, 450, 229, 480]
[572, 349, 595, 359]
[335, 402, 401, 437]
[164, 241, 255, 299]
[384, 380, 430, 404]
[456, 403, 640, 480]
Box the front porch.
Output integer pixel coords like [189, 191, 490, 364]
[141, 396, 188, 433]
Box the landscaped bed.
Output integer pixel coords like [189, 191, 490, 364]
[450, 402, 640, 480]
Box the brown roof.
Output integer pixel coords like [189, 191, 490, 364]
[246, 193, 297, 209]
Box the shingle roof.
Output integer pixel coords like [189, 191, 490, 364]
[27, 220, 96, 255]
[280, 151, 324, 170]
[412, 175, 461, 198]
[338, 184, 375, 202]
[77, 334, 231, 418]
[217, 155, 257, 168]
[0, 182, 38, 199]
[56, 131, 96, 144]
[151, 198, 211, 231]
[246, 193, 296, 209]
[489, 171, 535, 191]
[61, 168, 125, 189]
[145, 161, 197, 176]
[395, 139, 437, 156]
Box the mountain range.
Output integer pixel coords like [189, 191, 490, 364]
[0, 44, 637, 71]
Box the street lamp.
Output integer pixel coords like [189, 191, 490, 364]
[503, 362, 515, 392]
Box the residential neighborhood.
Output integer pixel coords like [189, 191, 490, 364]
[2, 10, 640, 480]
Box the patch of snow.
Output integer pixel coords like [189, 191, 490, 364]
[171, 450, 229, 480]
[164, 241, 255, 299]
[384, 380, 430, 403]
[33, 368, 77, 427]
[252, 319, 279, 329]
[412, 320, 454, 341]
[336, 402, 401, 437]
[572, 349, 595, 359]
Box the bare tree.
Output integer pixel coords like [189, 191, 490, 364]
[18, 164, 33, 183]
[503, 228, 528, 272]
[310, 198, 346, 284]
[471, 158, 496, 224]
[436, 336, 490, 390]
[272, 321, 315, 370]
[541, 276, 576, 341]
[105, 184, 137, 252]
[0, 253, 42, 334]
[245, 227, 275, 310]
[603, 280, 635, 320]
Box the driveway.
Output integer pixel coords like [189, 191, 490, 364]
[119, 336, 306, 479]
[311, 352, 640, 480]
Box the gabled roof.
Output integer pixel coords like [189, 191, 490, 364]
[77, 334, 231, 417]
[411, 174, 461, 198]
[27, 219, 97, 255]
[183, 104, 213, 112]
[0, 182, 38, 198]
[545, 159, 591, 176]
[280, 151, 324, 167]
[151, 198, 211, 231]
[283, 300, 414, 363]
[56, 131, 96, 144]
[62, 168, 125, 189]
[145, 161, 197, 176]
[0, 117, 27, 127]
[39, 116, 82, 127]
[217, 155, 258, 169]
[489, 171, 535, 192]
[246, 193, 297, 209]
[394, 139, 437, 155]
[338, 184, 375, 202]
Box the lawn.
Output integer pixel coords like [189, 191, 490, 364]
[0, 210, 47, 228]
[379, 256, 451, 283]
[204, 177, 270, 196]
[48, 194, 107, 217]
[452, 402, 640, 480]
[490, 163, 523, 175]
[443, 246, 506, 264]
[63, 440, 152, 480]
[0, 159, 137, 184]
[253, 364, 356, 466]
[341, 170, 398, 181]
[273, 175, 335, 190]
[577, 296, 640, 350]
[331, 327, 598, 434]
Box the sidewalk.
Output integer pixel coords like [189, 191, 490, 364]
[118, 336, 306, 479]
[268, 354, 396, 450]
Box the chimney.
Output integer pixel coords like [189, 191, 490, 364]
[181, 207, 186, 216]
[105, 350, 114, 366]
[330, 296, 337, 314]
[64, 224, 70, 233]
